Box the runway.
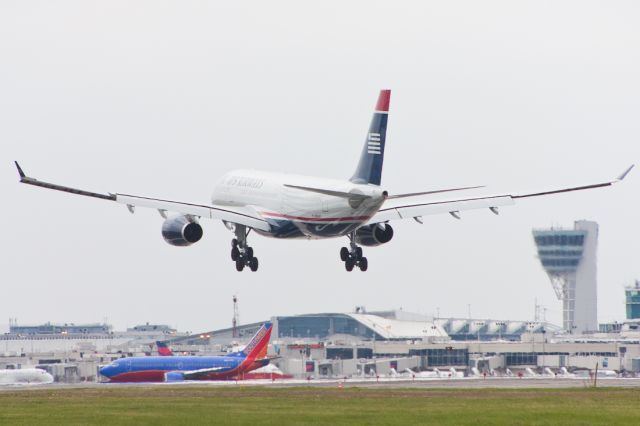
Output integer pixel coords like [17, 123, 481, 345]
[2, 376, 640, 392]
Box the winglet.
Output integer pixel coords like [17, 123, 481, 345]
[14, 161, 26, 180]
[617, 164, 634, 181]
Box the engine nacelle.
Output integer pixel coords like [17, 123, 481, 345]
[164, 372, 185, 382]
[354, 224, 394, 247]
[161, 215, 203, 247]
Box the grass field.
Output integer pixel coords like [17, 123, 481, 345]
[1, 386, 639, 425]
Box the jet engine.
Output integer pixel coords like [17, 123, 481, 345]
[354, 223, 394, 247]
[161, 215, 203, 247]
[164, 372, 185, 382]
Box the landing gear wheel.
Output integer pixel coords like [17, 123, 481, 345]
[246, 247, 254, 259]
[345, 258, 355, 272]
[231, 246, 240, 261]
[235, 258, 245, 272]
[249, 257, 259, 272]
[231, 238, 238, 248]
[340, 247, 349, 262]
[358, 257, 368, 271]
[355, 247, 363, 261]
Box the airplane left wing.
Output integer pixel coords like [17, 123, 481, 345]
[14, 162, 270, 232]
[180, 367, 226, 380]
[368, 165, 633, 224]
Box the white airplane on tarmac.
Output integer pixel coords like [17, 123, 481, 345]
[15, 90, 633, 272]
[0, 368, 54, 385]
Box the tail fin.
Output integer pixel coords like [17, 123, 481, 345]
[351, 90, 391, 186]
[240, 322, 273, 360]
[156, 341, 173, 356]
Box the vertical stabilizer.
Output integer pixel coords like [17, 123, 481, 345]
[241, 322, 273, 360]
[156, 341, 173, 356]
[351, 90, 391, 186]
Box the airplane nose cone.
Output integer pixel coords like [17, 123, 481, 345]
[99, 365, 113, 378]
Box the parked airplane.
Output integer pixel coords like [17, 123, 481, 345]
[524, 367, 539, 377]
[156, 341, 173, 356]
[404, 367, 442, 378]
[557, 367, 576, 378]
[14, 90, 633, 272]
[100, 323, 272, 382]
[0, 368, 54, 384]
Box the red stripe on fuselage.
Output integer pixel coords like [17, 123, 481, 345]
[108, 370, 166, 383]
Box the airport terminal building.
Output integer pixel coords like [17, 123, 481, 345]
[4, 308, 640, 381]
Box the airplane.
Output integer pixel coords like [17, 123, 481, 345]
[156, 341, 173, 356]
[99, 323, 272, 382]
[404, 367, 442, 378]
[556, 367, 576, 378]
[239, 364, 293, 380]
[14, 90, 634, 272]
[0, 368, 54, 385]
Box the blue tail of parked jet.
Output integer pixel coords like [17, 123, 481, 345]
[351, 89, 390, 186]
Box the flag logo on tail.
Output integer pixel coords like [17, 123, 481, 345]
[367, 133, 381, 155]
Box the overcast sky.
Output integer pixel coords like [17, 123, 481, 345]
[2, 1, 639, 333]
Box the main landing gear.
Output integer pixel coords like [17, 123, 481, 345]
[340, 232, 368, 272]
[230, 225, 259, 272]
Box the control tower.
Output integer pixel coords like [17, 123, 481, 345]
[532, 221, 598, 334]
[625, 280, 640, 320]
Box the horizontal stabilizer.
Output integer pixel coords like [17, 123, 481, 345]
[284, 184, 371, 200]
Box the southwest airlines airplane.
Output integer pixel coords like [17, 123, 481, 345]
[15, 90, 633, 272]
[99, 323, 272, 382]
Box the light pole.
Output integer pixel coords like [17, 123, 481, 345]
[527, 323, 535, 367]
[541, 328, 546, 369]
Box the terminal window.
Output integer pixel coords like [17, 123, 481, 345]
[534, 235, 584, 246]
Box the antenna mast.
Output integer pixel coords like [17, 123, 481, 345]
[232, 295, 239, 338]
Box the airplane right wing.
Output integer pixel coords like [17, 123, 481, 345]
[368, 165, 634, 224]
[14, 162, 270, 232]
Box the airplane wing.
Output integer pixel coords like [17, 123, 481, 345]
[14, 162, 270, 232]
[368, 165, 634, 224]
[180, 367, 227, 380]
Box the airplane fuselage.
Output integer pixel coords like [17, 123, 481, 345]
[212, 170, 387, 239]
[99, 355, 268, 383]
[0, 368, 54, 384]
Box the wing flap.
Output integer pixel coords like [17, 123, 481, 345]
[371, 195, 514, 223]
[115, 194, 270, 231]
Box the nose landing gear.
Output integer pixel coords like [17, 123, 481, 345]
[230, 225, 259, 272]
[340, 233, 368, 272]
